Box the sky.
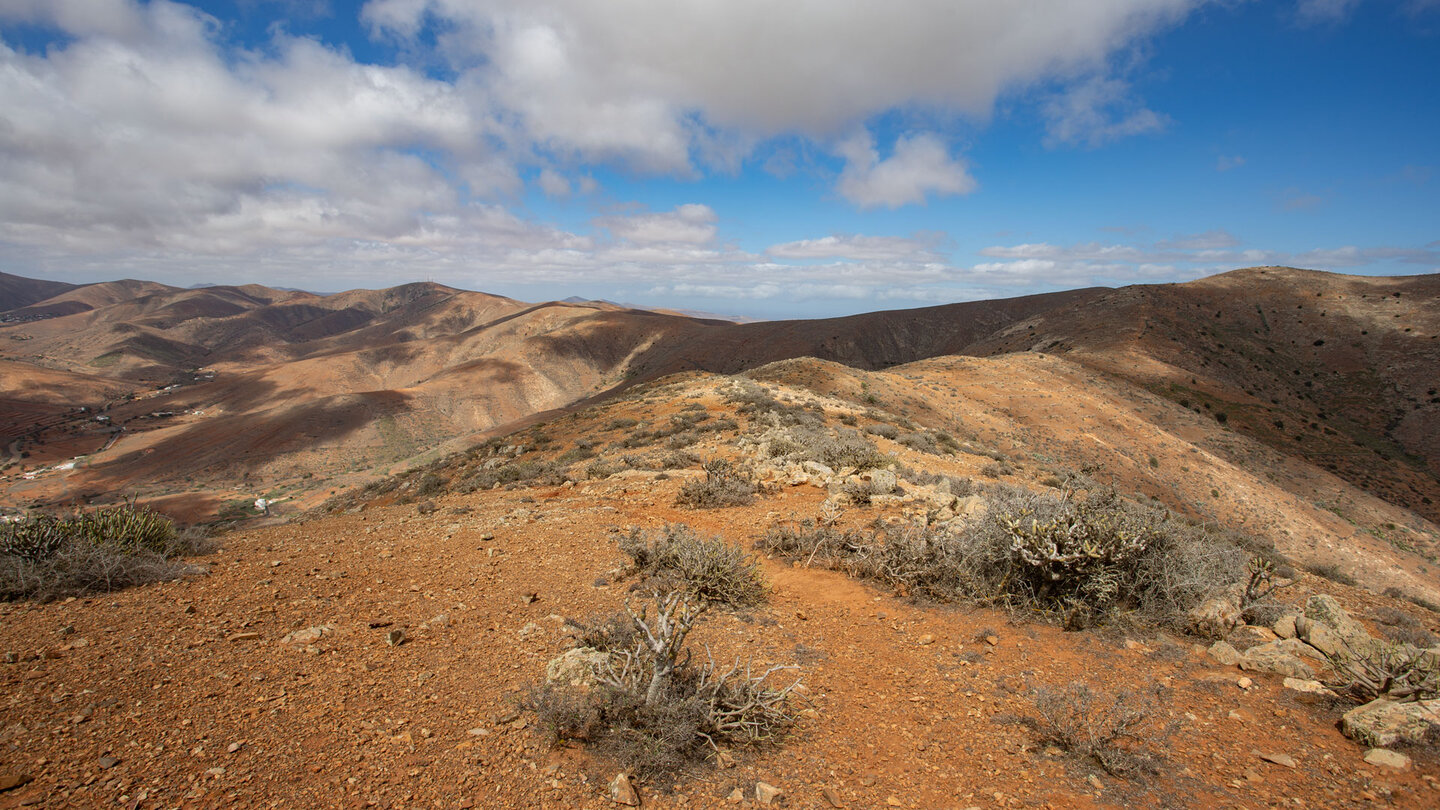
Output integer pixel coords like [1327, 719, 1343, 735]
[0, 0, 1437, 319]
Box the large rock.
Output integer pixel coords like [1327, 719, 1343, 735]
[1238, 641, 1315, 679]
[802, 461, 835, 479]
[1272, 614, 1299, 640]
[1227, 625, 1279, 651]
[859, 469, 898, 493]
[608, 772, 639, 806]
[1188, 596, 1243, 640]
[1208, 641, 1242, 667]
[1341, 698, 1440, 748]
[1304, 595, 1377, 656]
[545, 648, 610, 690]
[1293, 617, 1343, 657]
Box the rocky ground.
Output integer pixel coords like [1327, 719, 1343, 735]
[3, 369, 1439, 809]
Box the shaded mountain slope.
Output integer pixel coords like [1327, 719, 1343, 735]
[0, 271, 77, 312]
[966, 267, 1440, 521]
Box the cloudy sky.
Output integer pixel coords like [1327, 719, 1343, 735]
[1, 0, 1436, 318]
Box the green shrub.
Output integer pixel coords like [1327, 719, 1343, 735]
[0, 503, 211, 601]
[619, 524, 766, 607]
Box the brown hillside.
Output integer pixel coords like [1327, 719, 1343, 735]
[965, 267, 1440, 522]
[0, 272, 77, 312]
[4, 363, 1437, 808]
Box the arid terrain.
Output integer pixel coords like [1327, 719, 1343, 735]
[2, 267, 1439, 808]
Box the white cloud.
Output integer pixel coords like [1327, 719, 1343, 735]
[835, 132, 976, 209]
[1216, 154, 1245, 171]
[361, 0, 1199, 188]
[597, 204, 718, 246]
[537, 168, 571, 198]
[766, 234, 944, 263]
[1042, 75, 1168, 148]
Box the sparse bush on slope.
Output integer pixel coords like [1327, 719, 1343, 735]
[675, 459, 756, 509]
[532, 593, 800, 777]
[0, 502, 212, 601]
[759, 488, 1244, 629]
[619, 523, 766, 607]
[1023, 682, 1172, 777]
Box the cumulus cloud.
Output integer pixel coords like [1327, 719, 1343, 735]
[362, 0, 1199, 189]
[597, 204, 719, 246]
[0, 0, 1208, 294]
[1042, 75, 1168, 148]
[835, 132, 976, 209]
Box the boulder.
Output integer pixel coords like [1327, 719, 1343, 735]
[1238, 641, 1316, 679]
[1363, 749, 1412, 770]
[1274, 637, 1327, 662]
[609, 772, 639, 806]
[1207, 641, 1242, 667]
[1282, 677, 1335, 696]
[1304, 595, 1377, 656]
[1188, 596, 1243, 640]
[1227, 625, 1279, 651]
[1294, 617, 1343, 658]
[802, 461, 835, 479]
[545, 648, 610, 690]
[1341, 698, 1440, 748]
[859, 469, 898, 493]
[1272, 614, 1299, 640]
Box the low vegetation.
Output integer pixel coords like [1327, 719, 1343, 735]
[760, 487, 1245, 629]
[1323, 643, 1440, 703]
[619, 523, 766, 607]
[675, 459, 756, 509]
[0, 502, 211, 601]
[1023, 681, 1171, 777]
[532, 592, 800, 778]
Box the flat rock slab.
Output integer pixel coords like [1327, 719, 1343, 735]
[1341, 698, 1440, 747]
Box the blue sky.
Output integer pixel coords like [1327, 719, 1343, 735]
[0, 0, 1436, 319]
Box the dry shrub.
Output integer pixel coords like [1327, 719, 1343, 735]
[454, 459, 569, 493]
[1026, 682, 1171, 777]
[676, 459, 756, 509]
[532, 594, 800, 778]
[1, 504, 212, 601]
[619, 524, 766, 607]
[759, 488, 1244, 630]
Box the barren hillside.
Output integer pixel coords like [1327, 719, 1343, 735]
[2, 362, 1437, 808]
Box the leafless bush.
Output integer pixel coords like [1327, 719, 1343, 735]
[1373, 607, 1438, 648]
[1323, 643, 1440, 703]
[1026, 681, 1170, 777]
[532, 593, 800, 777]
[619, 524, 767, 607]
[676, 459, 756, 509]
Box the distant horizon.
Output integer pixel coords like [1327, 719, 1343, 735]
[9, 263, 1438, 323]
